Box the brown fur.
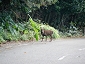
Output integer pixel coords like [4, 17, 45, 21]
[41, 28, 53, 41]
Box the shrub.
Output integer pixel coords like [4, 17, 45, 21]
[0, 36, 5, 43]
[29, 17, 40, 41]
[59, 25, 82, 37]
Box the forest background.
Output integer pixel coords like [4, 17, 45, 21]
[0, 0, 85, 43]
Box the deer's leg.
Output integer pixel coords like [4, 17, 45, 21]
[45, 36, 47, 41]
[41, 36, 44, 42]
[50, 35, 52, 42]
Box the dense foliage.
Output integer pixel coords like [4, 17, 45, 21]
[0, 0, 85, 43]
[33, 0, 85, 29]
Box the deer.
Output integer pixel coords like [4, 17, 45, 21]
[41, 28, 53, 42]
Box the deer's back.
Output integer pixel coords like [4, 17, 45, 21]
[41, 29, 53, 36]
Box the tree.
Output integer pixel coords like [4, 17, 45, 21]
[32, 0, 85, 32]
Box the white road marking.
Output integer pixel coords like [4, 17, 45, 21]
[58, 56, 67, 60]
[79, 48, 85, 51]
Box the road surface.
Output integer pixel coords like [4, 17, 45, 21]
[0, 38, 85, 64]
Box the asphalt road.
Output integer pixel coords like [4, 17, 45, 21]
[0, 38, 85, 64]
